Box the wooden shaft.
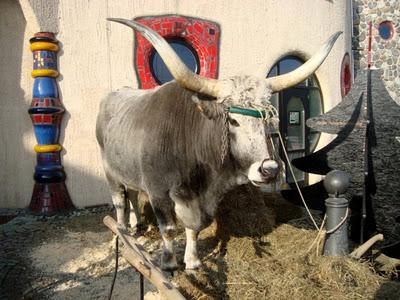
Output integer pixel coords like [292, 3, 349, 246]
[350, 233, 384, 259]
[103, 216, 185, 300]
[104, 216, 152, 264]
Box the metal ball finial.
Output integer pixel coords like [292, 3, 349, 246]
[324, 170, 351, 196]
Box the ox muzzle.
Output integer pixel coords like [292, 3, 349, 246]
[248, 159, 280, 185]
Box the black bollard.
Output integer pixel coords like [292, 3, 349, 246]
[323, 170, 351, 256]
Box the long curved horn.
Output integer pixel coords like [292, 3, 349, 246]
[265, 31, 342, 92]
[107, 18, 221, 98]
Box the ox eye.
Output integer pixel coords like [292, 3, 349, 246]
[228, 117, 240, 127]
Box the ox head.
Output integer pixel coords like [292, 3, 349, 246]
[108, 18, 341, 186]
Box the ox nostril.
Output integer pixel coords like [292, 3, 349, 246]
[259, 159, 279, 177]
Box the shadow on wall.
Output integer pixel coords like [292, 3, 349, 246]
[0, 0, 35, 208]
[63, 162, 111, 208]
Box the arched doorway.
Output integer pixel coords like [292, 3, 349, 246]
[267, 56, 323, 186]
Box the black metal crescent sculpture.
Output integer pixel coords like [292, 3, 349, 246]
[284, 70, 400, 255]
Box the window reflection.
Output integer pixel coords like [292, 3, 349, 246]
[279, 58, 302, 75]
[378, 21, 394, 40]
[267, 56, 323, 185]
[267, 57, 309, 87]
[267, 56, 323, 153]
[151, 40, 199, 84]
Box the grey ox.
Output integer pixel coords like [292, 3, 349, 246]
[97, 18, 341, 270]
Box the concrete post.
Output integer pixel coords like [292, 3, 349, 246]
[323, 170, 351, 256]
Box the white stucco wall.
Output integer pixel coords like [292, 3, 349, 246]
[0, 0, 352, 208]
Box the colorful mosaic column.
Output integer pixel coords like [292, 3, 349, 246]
[28, 32, 74, 215]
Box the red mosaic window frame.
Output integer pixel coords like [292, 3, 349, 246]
[134, 15, 220, 89]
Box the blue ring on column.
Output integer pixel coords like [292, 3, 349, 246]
[33, 125, 60, 145]
[33, 77, 58, 98]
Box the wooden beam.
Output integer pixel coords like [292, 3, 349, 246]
[103, 216, 185, 300]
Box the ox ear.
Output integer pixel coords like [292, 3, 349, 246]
[192, 94, 225, 120]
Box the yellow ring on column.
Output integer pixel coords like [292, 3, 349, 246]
[34, 144, 62, 153]
[32, 69, 59, 78]
[30, 42, 59, 52]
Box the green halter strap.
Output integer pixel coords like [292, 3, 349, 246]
[228, 106, 267, 118]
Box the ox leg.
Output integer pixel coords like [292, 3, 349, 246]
[184, 228, 201, 270]
[151, 197, 179, 270]
[105, 170, 128, 228]
[160, 228, 178, 271]
[110, 186, 127, 228]
[127, 189, 142, 229]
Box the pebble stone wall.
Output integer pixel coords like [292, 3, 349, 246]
[353, 0, 400, 103]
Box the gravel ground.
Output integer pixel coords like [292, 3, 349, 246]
[1, 194, 398, 300]
[0, 206, 159, 300]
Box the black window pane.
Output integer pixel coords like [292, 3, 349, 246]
[151, 41, 198, 84]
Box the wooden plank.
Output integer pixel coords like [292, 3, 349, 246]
[103, 216, 186, 300]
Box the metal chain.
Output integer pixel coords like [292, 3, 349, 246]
[221, 111, 229, 164]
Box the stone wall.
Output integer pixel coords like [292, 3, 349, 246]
[353, 0, 400, 103]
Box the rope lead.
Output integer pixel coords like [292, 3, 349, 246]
[108, 236, 119, 300]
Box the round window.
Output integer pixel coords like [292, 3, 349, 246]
[378, 21, 394, 40]
[150, 39, 199, 85]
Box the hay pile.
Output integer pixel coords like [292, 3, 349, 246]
[172, 185, 399, 300]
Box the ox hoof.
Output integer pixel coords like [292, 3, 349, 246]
[161, 252, 178, 271]
[184, 258, 202, 270]
[117, 222, 128, 231]
[129, 223, 147, 235]
[161, 260, 179, 271]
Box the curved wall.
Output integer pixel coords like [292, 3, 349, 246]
[1, 0, 352, 207]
